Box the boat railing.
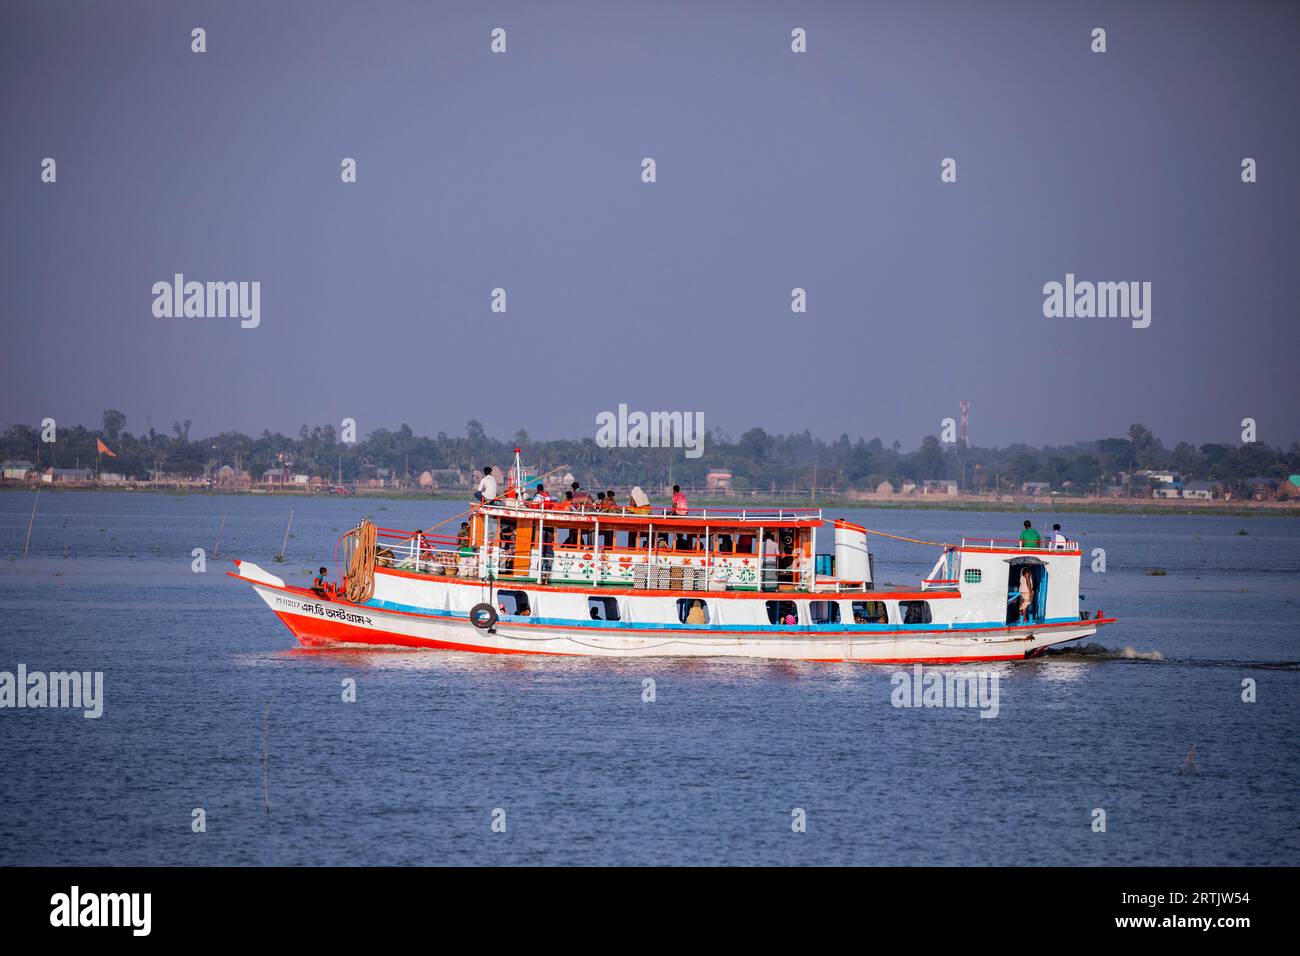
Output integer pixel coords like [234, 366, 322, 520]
[484, 499, 821, 522]
[960, 536, 1080, 552]
[349, 524, 816, 591]
[920, 577, 960, 591]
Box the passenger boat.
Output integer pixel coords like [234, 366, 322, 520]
[231, 453, 1115, 662]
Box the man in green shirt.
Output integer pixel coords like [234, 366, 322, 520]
[1019, 520, 1041, 549]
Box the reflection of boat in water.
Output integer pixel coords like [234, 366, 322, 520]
[231, 454, 1114, 662]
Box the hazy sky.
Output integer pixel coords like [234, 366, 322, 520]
[2, 0, 1297, 450]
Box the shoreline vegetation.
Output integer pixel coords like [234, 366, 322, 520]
[5, 414, 1298, 517]
[1, 482, 1295, 518]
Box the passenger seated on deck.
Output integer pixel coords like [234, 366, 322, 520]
[312, 567, 331, 597]
[531, 483, 553, 507]
[605, 490, 618, 512]
[474, 466, 498, 503]
[628, 486, 651, 514]
[671, 484, 688, 516]
[1051, 523, 1068, 549]
[1019, 520, 1041, 549]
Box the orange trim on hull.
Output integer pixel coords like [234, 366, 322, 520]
[272, 610, 576, 656]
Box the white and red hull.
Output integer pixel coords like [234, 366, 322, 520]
[234, 570, 1107, 663]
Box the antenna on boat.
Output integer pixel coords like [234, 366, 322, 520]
[509, 447, 524, 494]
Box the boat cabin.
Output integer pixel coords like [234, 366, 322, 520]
[379, 501, 838, 593]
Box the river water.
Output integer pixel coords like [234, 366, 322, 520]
[1, 491, 1296, 865]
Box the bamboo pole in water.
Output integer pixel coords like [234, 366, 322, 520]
[212, 508, 228, 560]
[277, 509, 294, 562]
[22, 488, 39, 558]
[263, 707, 269, 815]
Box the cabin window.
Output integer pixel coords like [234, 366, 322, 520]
[765, 600, 799, 625]
[851, 601, 889, 624]
[899, 601, 932, 625]
[498, 590, 531, 616]
[716, 534, 733, 554]
[736, 534, 755, 555]
[809, 601, 840, 624]
[587, 596, 621, 621]
[677, 598, 709, 624]
[964, 569, 982, 584]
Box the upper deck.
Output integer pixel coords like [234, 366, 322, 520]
[957, 535, 1081, 555]
[476, 500, 823, 528]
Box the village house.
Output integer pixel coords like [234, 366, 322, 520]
[1, 460, 34, 480]
[922, 479, 958, 496]
[1181, 480, 1217, 500]
[43, 467, 93, 484]
[705, 469, 733, 494]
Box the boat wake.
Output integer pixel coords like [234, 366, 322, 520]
[1042, 642, 1300, 670]
[1043, 642, 1165, 661]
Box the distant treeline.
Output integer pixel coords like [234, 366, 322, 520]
[3, 413, 1297, 496]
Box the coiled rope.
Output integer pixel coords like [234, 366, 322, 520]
[345, 519, 378, 603]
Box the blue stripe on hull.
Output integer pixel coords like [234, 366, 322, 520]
[365, 597, 1082, 635]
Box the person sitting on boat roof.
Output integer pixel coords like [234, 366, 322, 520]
[628, 486, 651, 514]
[671, 484, 688, 516]
[531, 483, 552, 507]
[1051, 523, 1068, 549]
[474, 466, 498, 503]
[1019, 519, 1041, 549]
[555, 490, 574, 511]
[571, 482, 592, 509]
[605, 490, 617, 511]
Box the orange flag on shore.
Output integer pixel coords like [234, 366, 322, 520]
[96, 438, 116, 458]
